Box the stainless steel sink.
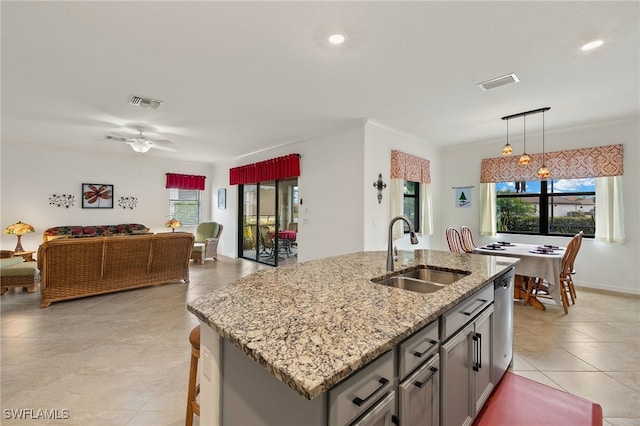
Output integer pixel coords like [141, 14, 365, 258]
[397, 268, 469, 285]
[376, 276, 446, 293]
[373, 267, 470, 294]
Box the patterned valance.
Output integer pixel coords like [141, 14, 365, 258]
[391, 150, 431, 183]
[480, 144, 623, 183]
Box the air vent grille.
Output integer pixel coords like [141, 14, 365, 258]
[478, 73, 519, 91]
[128, 94, 163, 110]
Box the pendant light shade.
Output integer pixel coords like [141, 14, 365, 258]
[518, 114, 531, 165]
[502, 119, 513, 155]
[537, 109, 550, 179]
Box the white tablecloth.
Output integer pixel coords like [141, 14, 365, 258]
[473, 243, 564, 305]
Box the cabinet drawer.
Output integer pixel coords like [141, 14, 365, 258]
[399, 320, 438, 380]
[441, 284, 493, 341]
[351, 391, 396, 426]
[328, 351, 394, 426]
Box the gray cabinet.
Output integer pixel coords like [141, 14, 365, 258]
[398, 354, 439, 426]
[440, 283, 495, 426]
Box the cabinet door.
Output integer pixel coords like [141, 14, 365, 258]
[473, 306, 494, 415]
[399, 354, 439, 426]
[351, 391, 395, 426]
[440, 323, 474, 426]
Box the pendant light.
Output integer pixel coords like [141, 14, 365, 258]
[519, 114, 531, 165]
[501, 119, 513, 155]
[537, 110, 550, 179]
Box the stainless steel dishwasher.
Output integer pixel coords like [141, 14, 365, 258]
[492, 268, 515, 383]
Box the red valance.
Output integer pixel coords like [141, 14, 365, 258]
[229, 153, 300, 185]
[165, 173, 206, 190]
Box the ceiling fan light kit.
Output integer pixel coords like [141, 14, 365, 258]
[104, 129, 177, 154]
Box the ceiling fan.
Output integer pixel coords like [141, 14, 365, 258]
[104, 129, 177, 153]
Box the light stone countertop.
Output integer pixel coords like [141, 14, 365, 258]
[187, 250, 519, 400]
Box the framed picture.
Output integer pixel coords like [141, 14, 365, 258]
[82, 183, 114, 209]
[218, 188, 226, 210]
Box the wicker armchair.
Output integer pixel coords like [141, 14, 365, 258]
[191, 222, 223, 263]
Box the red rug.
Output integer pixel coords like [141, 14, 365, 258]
[472, 372, 603, 426]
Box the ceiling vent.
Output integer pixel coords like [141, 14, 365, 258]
[128, 94, 163, 110]
[478, 73, 519, 91]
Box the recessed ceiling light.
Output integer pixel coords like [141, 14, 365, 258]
[328, 33, 346, 45]
[581, 40, 604, 51]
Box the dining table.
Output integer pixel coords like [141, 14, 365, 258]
[473, 242, 564, 310]
[269, 229, 297, 257]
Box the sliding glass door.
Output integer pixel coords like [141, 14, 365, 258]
[239, 178, 298, 266]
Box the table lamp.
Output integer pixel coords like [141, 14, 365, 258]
[4, 221, 35, 252]
[165, 219, 182, 232]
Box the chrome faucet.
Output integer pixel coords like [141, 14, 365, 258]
[387, 216, 419, 271]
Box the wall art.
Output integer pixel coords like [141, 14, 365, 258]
[218, 188, 226, 210]
[49, 194, 75, 208]
[118, 196, 138, 210]
[82, 183, 113, 209]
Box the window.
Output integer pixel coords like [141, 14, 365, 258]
[403, 181, 420, 233]
[169, 189, 200, 225]
[496, 178, 595, 236]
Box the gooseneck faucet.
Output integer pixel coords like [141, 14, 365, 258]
[387, 216, 419, 271]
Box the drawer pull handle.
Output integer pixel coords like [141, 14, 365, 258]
[462, 299, 488, 316]
[352, 378, 389, 407]
[413, 339, 438, 358]
[414, 366, 438, 388]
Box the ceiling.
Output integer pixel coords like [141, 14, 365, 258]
[2, 2, 638, 164]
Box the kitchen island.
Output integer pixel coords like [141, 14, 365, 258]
[187, 250, 518, 425]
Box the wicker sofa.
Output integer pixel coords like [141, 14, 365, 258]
[37, 232, 194, 308]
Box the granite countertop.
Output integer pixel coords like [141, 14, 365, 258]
[187, 249, 518, 400]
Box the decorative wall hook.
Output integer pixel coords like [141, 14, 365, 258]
[49, 194, 75, 208]
[373, 173, 387, 204]
[118, 196, 138, 210]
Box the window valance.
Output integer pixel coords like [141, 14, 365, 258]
[391, 150, 431, 184]
[165, 173, 206, 190]
[229, 153, 300, 185]
[480, 144, 623, 183]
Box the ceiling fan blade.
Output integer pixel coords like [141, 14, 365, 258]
[150, 144, 178, 152]
[147, 139, 173, 145]
[105, 135, 131, 143]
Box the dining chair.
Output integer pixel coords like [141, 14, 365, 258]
[525, 232, 583, 314]
[446, 227, 465, 253]
[566, 231, 583, 302]
[459, 226, 477, 253]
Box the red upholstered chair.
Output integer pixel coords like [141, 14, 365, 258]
[446, 227, 465, 253]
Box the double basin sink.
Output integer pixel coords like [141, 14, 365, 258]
[372, 266, 470, 294]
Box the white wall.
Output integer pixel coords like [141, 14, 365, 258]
[210, 125, 366, 262]
[0, 143, 212, 252]
[362, 121, 442, 251]
[441, 116, 640, 295]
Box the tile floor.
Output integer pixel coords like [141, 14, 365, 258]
[1, 256, 638, 425]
